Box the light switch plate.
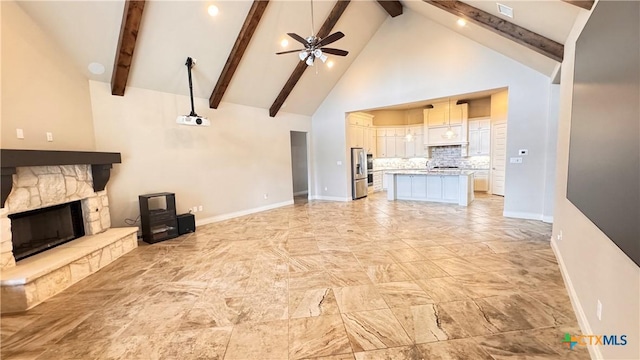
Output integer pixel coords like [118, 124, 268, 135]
[46, 132, 53, 142]
[16, 129, 24, 139]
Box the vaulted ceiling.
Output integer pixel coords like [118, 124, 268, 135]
[15, 0, 584, 116]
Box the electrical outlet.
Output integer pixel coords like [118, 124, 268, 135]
[510, 157, 523, 164]
[324, 187, 328, 191]
[198, 205, 203, 212]
[192, 206, 198, 213]
[263, 193, 268, 199]
[16, 129, 24, 139]
[337, 161, 342, 166]
[46, 132, 53, 142]
[597, 300, 602, 320]
[557, 230, 563, 241]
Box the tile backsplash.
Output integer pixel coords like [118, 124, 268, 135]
[373, 145, 490, 170]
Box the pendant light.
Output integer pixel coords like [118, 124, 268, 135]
[442, 98, 458, 140]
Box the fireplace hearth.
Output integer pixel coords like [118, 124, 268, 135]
[9, 201, 85, 261]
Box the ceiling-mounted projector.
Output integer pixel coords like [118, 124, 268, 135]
[176, 115, 210, 126]
[177, 57, 210, 127]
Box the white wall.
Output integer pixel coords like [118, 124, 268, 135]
[311, 9, 555, 218]
[89, 81, 311, 226]
[290, 131, 308, 195]
[552, 2, 640, 359]
[1, 1, 95, 150]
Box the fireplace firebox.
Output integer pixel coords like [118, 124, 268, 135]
[9, 201, 85, 261]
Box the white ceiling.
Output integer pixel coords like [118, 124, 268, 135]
[15, 0, 582, 116]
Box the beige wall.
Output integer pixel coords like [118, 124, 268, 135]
[89, 81, 311, 227]
[370, 110, 406, 126]
[468, 97, 491, 118]
[1, 1, 95, 150]
[490, 91, 508, 123]
[553, 2, 640, 359]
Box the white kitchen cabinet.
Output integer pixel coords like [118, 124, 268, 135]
[373, 171, 383, 192]
[347, 112, 374, 150]
[382, 172, 389, 190]
[442, 176, 460, 201]
[394, 136, 406, 158]
[473, 170, 489, 192]
[396, 175, 427, 199]
[468, 119, 491, 156]
[424, 102, 467, 127]
[376, 136, 387, 157]
[425, 125, 464, 146]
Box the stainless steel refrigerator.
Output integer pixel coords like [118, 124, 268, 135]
[351, 148, 368, 200]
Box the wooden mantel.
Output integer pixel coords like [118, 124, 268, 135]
[0, 150, 122, 207]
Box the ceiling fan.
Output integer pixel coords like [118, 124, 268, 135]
[275, 0, 348, 66]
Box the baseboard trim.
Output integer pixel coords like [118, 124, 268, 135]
[309, 195, 350, 202]
[503, 211, 543, 221]
[195, 200, 294, 226]
[542, 215, 554, 223]
[293, 190, 308, 196]
[551, 239, 602, 360]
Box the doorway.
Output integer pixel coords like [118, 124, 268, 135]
[491, 122, 507, 196]
[290, 131, 309, 203]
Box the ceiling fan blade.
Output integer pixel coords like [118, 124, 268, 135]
[276, 49, 306, 55]
[317, 31, 344, 47]
[320, 48, 349, 56]
[287, 33, 308, 45]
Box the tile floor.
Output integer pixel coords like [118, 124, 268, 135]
[1, 193, 590, 359]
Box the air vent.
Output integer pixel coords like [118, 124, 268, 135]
[496, 3, 514, 18]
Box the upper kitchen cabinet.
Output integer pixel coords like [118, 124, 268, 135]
[468, 118, 491, 156]
[347, 112, 376, 155]
[423, 102, 469, 147]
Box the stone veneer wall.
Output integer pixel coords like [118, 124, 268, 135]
[0, 165, 111, 270]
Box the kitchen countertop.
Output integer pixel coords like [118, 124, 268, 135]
[384, 169, 476, 176]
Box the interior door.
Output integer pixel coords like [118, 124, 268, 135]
[491, 122, 507, 196]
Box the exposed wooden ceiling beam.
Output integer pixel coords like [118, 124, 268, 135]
[424, 0, 564, 62]
[561, 0, 594, 10]
[111, 0, 146, 96]
[377, 0, 403, 17]
[269, 0, 351, 117]
[209, 1, 270, 109]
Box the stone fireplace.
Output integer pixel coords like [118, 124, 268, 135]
[0, 150, 138, 313]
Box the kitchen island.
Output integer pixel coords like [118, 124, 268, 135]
[386, 170, 475, 206]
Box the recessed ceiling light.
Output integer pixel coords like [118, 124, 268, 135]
[496, 3, 513, 18]
[88, 62, 105, 75]
[327, 60, 334, 68]
[208, 4, 219, 17]
[280, 39, 289, 48]
[457, 18, 466, 27]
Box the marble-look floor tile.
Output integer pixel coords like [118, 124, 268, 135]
[397, 260, 449, 280]
[413, 246, 458, 260]
[498, 251, 556, 268]
[333, 285, 388, 313]
[0, 315, 42, 341]
[390, 304, 468, 344]
[329, 270, 372, 287]
[454, 272, 517, 298]
[224, 320, 289, 360]
[354, 345, 423, 360]
[414, 277, 470, 303]
[474, 331, 561, 359]
[375, 281, 434, 307]
[416, 338, 494, 360]
[180, 297, 241, 329]
[430, 257, 485, 276]
[155, 326, 232, 359]
[437, 300, 500, 336]
[475, 293, 570, 331]
[303, 354, 356, 360]
[290, 271, 333, 290]
[464, 254, 520, 272]
[341, 309, 412, 352]
[387, 248, 426, 263]
[352, 250, 397, 266]
[498, 266, 566, 292]
[289, 288, 340, 319]
[527, 326, 592, 360]
[366, 263, 412, 284]
[444, 243, 495, 257]
[289, 315, 352, 360]
[526, 288, 577, 317]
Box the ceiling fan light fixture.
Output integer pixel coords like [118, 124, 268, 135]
[313, 49, 323, 57]
[299, 51, 308, 61]
[306, 56, 314, 66]
[319, 54, 328, 63]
